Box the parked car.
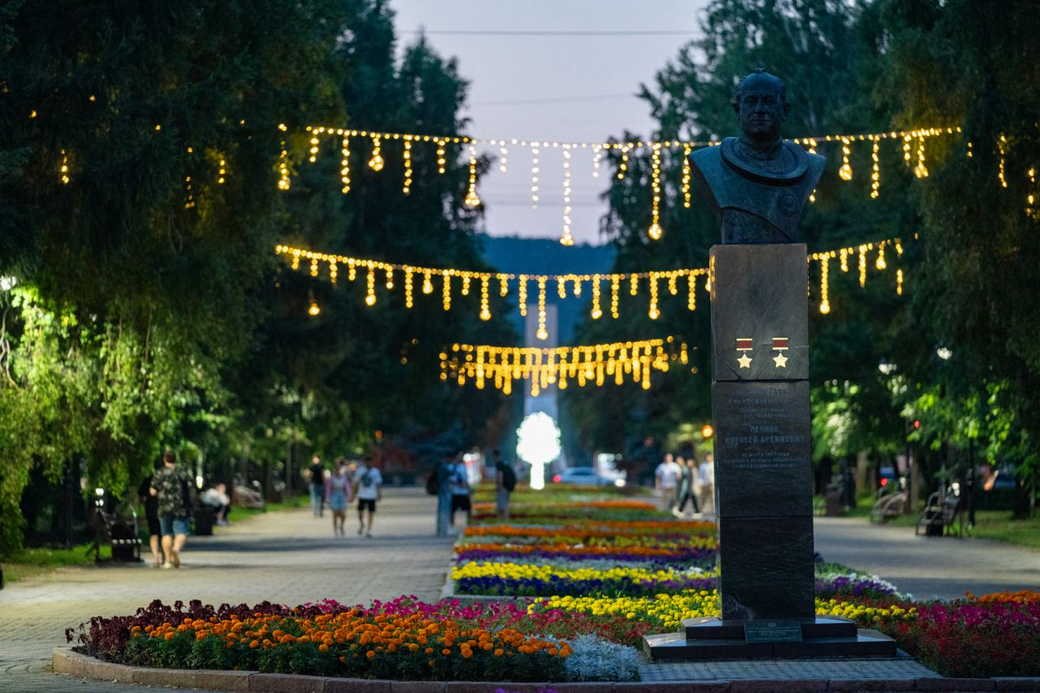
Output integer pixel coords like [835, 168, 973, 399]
[553, 467, 615, 486]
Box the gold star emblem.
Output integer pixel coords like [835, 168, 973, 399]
[737, 353, 753, 369]
[773, 352, 789, 368]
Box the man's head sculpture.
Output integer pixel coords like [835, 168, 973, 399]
[731, 69, 789, 146]
[688, 68, 825, 244]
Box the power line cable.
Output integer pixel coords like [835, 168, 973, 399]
[404, 29, 697, 37]
[471, 93, 638, 106]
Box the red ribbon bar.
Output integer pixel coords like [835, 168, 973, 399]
[735, 338, 753, 350]
[772, 337, 790, 349]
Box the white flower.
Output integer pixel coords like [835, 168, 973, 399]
[563, 634, 641, 681]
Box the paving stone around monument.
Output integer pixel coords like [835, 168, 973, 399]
[640, 657, 941, 682]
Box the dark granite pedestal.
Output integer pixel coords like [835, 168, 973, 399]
[643, 243, 896, 662]
[644, 616, 897, 661]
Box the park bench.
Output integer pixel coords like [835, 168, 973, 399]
[88, 502, 142, 563]
[870, 491, 907, 523]
[915, 490, 963, 537]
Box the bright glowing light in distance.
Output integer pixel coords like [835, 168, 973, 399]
[516, 412, 561, 490]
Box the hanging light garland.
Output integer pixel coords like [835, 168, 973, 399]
[809, 237, 905, 314]
[560, 144, 575, 246]
[440, 337, 690, 396]
[647, 144, 664, 240]
[282, 125, 960, 245]
[59, 122, 1034, 236]
[277, 235, 907, 326]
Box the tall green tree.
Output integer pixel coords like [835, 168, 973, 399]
[0, 0, 346, 551]
[876, 0, 1040, 510]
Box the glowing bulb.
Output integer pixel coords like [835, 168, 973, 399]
[368, 137, 384, 171]
[648, 223, 663, 241]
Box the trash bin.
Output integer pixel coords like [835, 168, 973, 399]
[193, 506, 217, 536]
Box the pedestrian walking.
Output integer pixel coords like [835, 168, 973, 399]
[674, 456, 701, 517]
[448, 455, 472, 527]
[493, 449, 516, 520]
[353, 456, 382, 537]
[150, 451, 195, 569]
[325, 458, 353, 537]
[654, 453, 682, 511]
[698, 453, 715, 516]
[307, 456, 326, 517]
[435, 457, 453, 536]
[137, 460, 164, 568]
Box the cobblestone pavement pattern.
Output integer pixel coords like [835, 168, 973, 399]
[1, 487, 450, 692]
[641, 657, 939, 681]
[813, 516, 1040, 600]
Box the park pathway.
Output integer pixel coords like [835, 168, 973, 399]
[0, 487, 450, 692]
[814, 515, 1040, 600]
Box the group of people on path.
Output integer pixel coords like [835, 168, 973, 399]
[430, 449, 517, 536]
[655, 452, 715, 517]
[307, 455, 383, 537]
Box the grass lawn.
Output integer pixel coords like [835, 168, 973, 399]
[1, 543, 111, 584]
[966, 510, 1040, 549]
[227, 494, 308, 523]
[833, 496, 1040, 550]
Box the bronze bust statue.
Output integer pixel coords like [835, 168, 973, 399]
[691, 70, 825, 244]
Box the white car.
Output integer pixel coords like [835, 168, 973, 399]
[554, 467, 617, 486]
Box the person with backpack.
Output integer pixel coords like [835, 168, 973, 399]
[352, 456, 382, 537]
[150, 451, 195, 569]
[432, 457, 453, 537]
[448, 454, 472, 527]
[493, 449, 516, 520]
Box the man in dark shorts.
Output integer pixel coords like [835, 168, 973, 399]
[353, 456, 382, 537]
[150, 451, 194, 568]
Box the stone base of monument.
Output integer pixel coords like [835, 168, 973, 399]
[643, 615, 897, 662]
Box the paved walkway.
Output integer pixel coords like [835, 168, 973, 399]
[813, 516, 1040, 600]
[0, 487, 451, 692]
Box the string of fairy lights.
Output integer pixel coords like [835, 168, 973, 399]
[440, 337, 690, 396]
[275, 124, 994, 245]
[277, 236, 905, 330]
[47, 115, 1032, 245]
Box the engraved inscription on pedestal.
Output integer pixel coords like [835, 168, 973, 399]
[713, 380, 813, 518]
[710, 244, 809, 381]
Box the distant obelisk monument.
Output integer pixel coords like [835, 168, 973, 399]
[644, 70, 895, 659]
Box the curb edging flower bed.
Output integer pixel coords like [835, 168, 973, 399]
[51, 647, 1040, 692]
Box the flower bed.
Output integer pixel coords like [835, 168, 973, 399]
[452, 561, 901, 599]
[454, 542, 715, 565]
[68, 597, 650, 681]
[879, 599, 1040, 677]
[530, 592, 917, 632]
[471, 499, 665, 523]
